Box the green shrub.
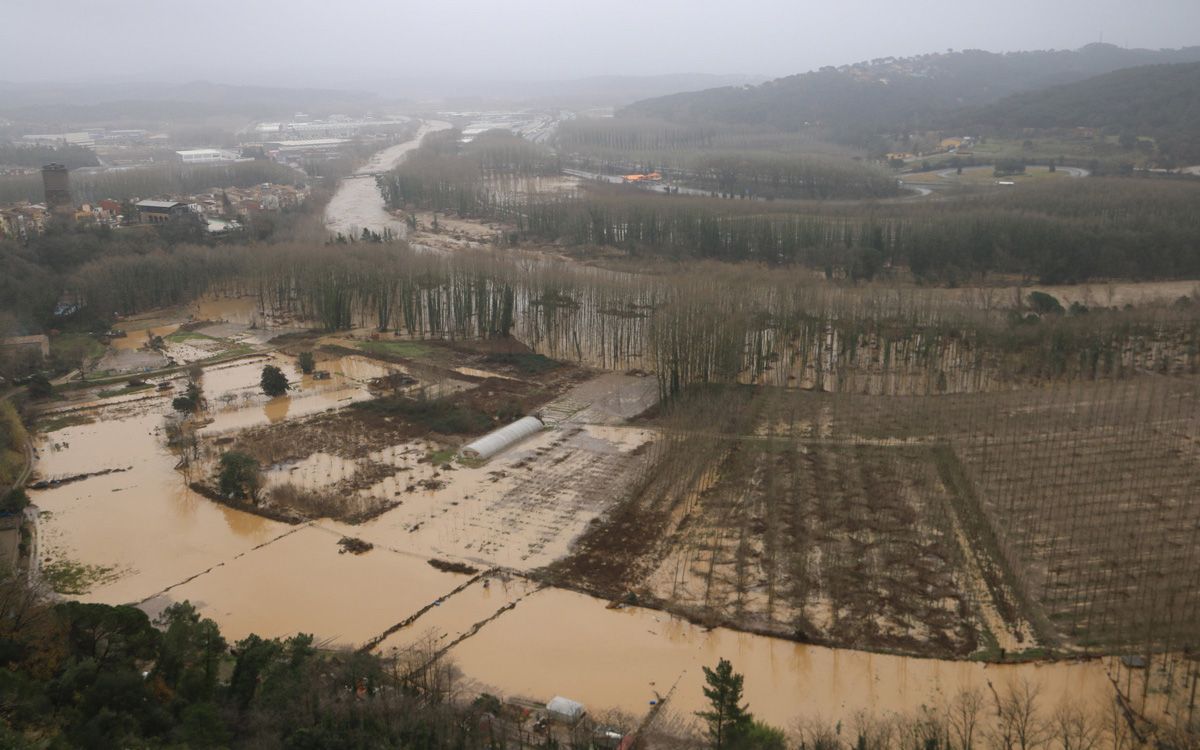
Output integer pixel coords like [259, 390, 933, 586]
[1028, 291, 1065, 315]
[297, 352, 316, 375]
[260, 365, 290, 397]
[218, 452, 260, 501]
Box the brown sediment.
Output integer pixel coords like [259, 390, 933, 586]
[428, 558, 480, 575]
[29, 466, 132, 489]
[188, 481, 305, 525]
[337, 536, 374, 554]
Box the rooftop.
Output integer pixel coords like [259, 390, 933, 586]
[176, 149, 229, 157]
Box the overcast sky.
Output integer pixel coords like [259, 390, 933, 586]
[6, 0, 1200, 87]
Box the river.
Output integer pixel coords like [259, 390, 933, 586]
[323, 120, 451, 240]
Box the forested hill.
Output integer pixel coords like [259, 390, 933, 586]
[621, 44, 1200, 147]
[946, 62, 1200, 165]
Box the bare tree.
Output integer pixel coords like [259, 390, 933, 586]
[1052, 701, 1101, 750]
[990, 680, 1051, 750]
[948, 688, 986, 750]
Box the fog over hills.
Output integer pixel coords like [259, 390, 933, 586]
[623, 43, 1200, 145]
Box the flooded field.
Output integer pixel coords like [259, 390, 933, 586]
[141, 525, 469, 645]
[27, 298, 1147, 733]
[448, 587, 1114, 731]
[32, 402, 287, 604]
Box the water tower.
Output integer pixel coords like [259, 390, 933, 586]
[42, 163, 72, 214]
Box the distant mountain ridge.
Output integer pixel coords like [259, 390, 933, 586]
[621, 44, 1200, 146]
[0, 81, 378, 124]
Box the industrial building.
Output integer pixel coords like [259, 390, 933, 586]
[135, 200, 190, 224]
[176, 149, 239, 164]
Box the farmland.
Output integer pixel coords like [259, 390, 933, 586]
[543, 379, 1200, 666]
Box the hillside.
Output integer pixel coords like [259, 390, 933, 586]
[622, 44, 1200, 147]
[948, 62, 1200, 165]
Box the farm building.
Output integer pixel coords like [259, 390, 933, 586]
[545, 696, 585, 722]
[460, 416, 544, 460]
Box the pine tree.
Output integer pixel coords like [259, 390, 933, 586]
[696, 658, 751, 749]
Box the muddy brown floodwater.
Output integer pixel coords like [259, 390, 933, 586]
[448, 588, 1113, 732]
[30, 340, 1120, 732]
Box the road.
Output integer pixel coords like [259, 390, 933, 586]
[323, 120, 452, 241]
[571, 168, 941, 202]
[933, 164, 1090, 179]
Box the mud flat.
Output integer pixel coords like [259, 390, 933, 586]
[447, 587, 1113, 731]
[337, 421, 658, 570]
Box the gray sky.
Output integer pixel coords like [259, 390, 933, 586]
[6, 0, 1200, 86]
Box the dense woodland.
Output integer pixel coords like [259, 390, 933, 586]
[556, 119, 894, 200]
[384, 133, 1200, 283]
[0, 571, 527, 749]
[17, 239, 1195, 399]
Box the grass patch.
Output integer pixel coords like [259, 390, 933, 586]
[96, 383, 154, 399]
[353, 395, 492, 434]
[165, 330, 220, 344]
[49, 333, 105, 364]
[483, 352, 560, 375]
[41, 558, 120, 595]
[198, 343, 255, 361]
[428, 447, 457, 465]
[37, 414, 95, 433]
[357, 340, 435, 360]
[0, 402, 28, 488]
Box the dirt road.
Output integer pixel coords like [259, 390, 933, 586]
[324, 120, 451, 241]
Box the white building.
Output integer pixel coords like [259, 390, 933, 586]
[460, 417, 544, 460]
[176, 149, 238, 164]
